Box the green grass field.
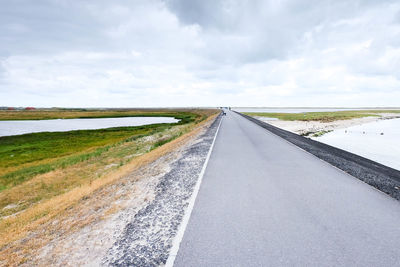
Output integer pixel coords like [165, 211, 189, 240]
[1, 125, 166, 191]
[244, 110, 400, 122]
[0, 110, 201, 191]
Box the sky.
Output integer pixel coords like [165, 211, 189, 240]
[1, 0, 400, 108]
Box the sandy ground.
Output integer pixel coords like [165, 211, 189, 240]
[256, 113, 400, 136]
[31, 116, 219, 266]
[35, 154, 174, 266]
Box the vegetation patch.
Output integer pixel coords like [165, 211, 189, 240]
[0, 108, 202, 121]
[312, 130, 332, 137]
[245, 110, 400, 122]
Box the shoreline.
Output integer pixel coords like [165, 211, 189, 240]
[255, 113, 400, 137]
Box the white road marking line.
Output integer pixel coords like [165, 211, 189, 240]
[165, 115, 223, 267]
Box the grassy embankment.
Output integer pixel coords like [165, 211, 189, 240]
[0, 108, 218, 258]
[243, 109, 400, 122]
[0, 110, 197, 193]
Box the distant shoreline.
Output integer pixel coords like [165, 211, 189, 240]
[257, 113, 400, 137]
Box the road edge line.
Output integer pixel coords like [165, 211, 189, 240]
[165, 115, 222, 267]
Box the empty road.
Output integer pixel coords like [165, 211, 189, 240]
[173, 110, 400, 266]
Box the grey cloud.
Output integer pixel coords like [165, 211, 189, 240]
[0, 1, 104, 56]
[167, 0, 399, 65]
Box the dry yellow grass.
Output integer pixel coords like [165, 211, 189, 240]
[0, 112, 218, 266]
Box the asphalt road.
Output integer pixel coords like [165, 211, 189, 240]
[173, 110, 400, 266]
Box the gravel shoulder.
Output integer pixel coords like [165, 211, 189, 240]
[238, 112, 400, 200]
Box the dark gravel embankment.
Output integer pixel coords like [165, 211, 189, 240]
[237, 112, 400, 200]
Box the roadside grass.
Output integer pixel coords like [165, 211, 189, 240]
[0, 110, 218, 265]
[244, 110, 400, 122]
[0, 129, 146, 184]
[0, 123, 191, 217]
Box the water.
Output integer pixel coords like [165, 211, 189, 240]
[0, 117, 179, 137]
[233, 107, 397, 113]
[314, 118, 400, 170]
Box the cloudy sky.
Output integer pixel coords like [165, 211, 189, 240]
[1, 0, 400, 107]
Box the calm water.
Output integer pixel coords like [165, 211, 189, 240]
[0, 117, 179, 137]
[314, 118, 400, 170]
[233, 107, 398, 113]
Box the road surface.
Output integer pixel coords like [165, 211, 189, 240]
[173, 110, 400, 266]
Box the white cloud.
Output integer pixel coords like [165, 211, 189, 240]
[0, 0, 400, 107]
